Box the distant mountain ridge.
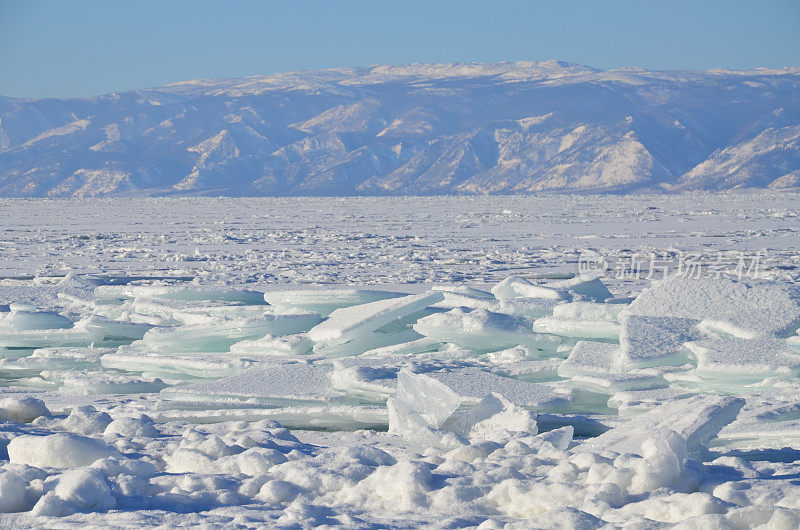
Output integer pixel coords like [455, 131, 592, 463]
[1, 61, 799, 196]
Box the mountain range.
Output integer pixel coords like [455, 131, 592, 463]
[1, 61, 799, 196]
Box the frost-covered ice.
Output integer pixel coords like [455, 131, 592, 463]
[0, 195, 799, 527]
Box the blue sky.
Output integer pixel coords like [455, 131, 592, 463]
[2, 0, 799, 99]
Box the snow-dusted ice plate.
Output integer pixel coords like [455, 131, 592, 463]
[0, 195, 799, 528]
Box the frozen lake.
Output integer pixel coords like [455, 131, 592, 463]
[0, 193, 799, 527]
[2, 194, 798, 287]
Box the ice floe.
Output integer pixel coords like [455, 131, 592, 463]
[0, 269, 800, 527]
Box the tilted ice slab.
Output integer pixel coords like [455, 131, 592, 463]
[431, 285, 495, 305]
[579, 394, 745, 455]
[558, 341, 667, 393]
[686, 337, 800, 382]
[307, 291, 443, 346]
[311, 328, 422, 358]
[142, 312, 322, 352]
[623, 274, 800, 339]
[492, 275, 612, 302]
[413, 308, 560, 353]
[264, 289, 404, 316]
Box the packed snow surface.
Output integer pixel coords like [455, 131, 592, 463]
[0, 195, 799, 527]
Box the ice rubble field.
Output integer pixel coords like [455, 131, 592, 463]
[0, 196, 799, 528]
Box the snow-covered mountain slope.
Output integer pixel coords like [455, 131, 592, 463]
[1, 61, 799, 196]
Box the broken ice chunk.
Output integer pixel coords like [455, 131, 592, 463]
[686, 337, 800, 383]
[492, 275, 612, 302]
[557, 341, 667, 393]
[578, 395, 744, 456]
[608, 388, 697, 417]
[432, 288, 559, 319]
[308, 291, 443, 346]
[617, 315, 700, 368]
[552, 302, 626, 322]
[426, 367, 577, 413]
[264, 289, 404, 316]
[160, 363, 350, 407]
[432, 285, 495, 300]
[230, 333, 313, 357]
[412, 308, 560, 353]
[151, 405, 388, 431]
[330, 358, 400, 403]
[94, 284, 266, 304]
[0, 347, 108, 372]
[714, 418, 800, 451]
[0, 328, 97, 349]
[490, 357, 564, 383]
[623, 274, 800, 339]
[444, 393, 538, 443]
[532, 301, 624, 340]
[550, 275, 613, 302]
[388, 369, 462, 430]
[533, 316, 620, 341]
[492, 276, 569, 301]
[101, 343, 255, 379]
[129, 296, 267, 326]
[78, 315, 153, 341]
[42, 370, 168, 395]
[0, 304, 71, 331]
